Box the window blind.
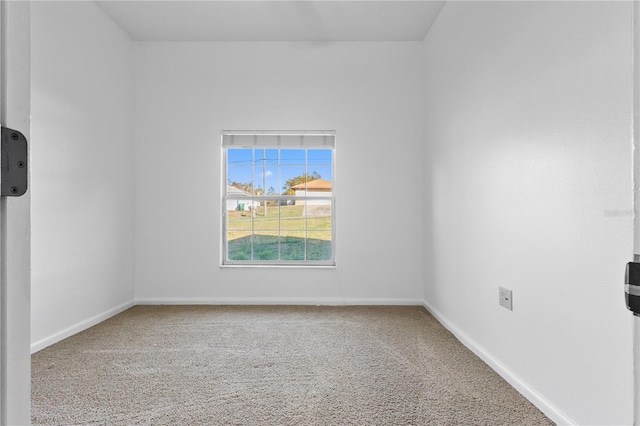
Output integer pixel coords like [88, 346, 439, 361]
[222, 131, 335, 148]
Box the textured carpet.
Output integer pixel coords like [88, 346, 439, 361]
[32, 306, 553, 425]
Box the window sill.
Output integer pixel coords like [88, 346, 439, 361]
[220, 263, 336, 269]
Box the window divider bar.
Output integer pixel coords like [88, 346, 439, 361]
[278, 203, 281, 261]
[251, 148, 255, 261]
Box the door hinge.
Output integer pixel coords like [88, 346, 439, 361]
[626, 262, 640, 315]
[1, 126, 28, 196]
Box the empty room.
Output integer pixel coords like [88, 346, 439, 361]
[0, 0, 636, 424]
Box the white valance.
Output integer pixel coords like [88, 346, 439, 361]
[222, 131, 335, 148]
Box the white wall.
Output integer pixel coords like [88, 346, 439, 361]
[134, 42, 425, 303]
[31, 1, 136, 351]
[422, 2, 633, 424]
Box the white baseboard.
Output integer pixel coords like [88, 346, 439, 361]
[422, 300, 575, 426]
[31, 299, 135, 354]
[135, 297, 424, 306]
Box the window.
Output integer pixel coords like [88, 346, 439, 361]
[222, 131, 335, 266]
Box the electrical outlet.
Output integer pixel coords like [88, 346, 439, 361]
[499, 287, 513, 311]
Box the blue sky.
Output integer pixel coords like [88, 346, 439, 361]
[227, 148, 332, 194]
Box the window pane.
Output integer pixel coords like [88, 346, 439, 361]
[307, 149, 332, 166]
[280, 149, 305, 166]
[306, 202, 332, 232]
[253, 200, 278, 232]
[254, 148, 266, 164]
[257, 167, 279, 195]
[280, 233, 306, 261]
[228, 148, 253, 166]
[254, 148, 278, 169]
[265, 149, 279, 166]
[280, 204, 305, 232]
[226, 200, 252, 261]
[227, 233, 251, 261]
[253, 234, 279, 261]
[226, 201, 253, 226]
[306, 231, 332, 261]
[227, 168, 253, 193]
[281, 166, 306, 194]
[308, 166, 332, 183]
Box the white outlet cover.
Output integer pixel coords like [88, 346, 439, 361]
[499, 287, 513, 311]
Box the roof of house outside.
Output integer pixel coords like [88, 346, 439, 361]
[227, 185, 252, 196]
[291, 179, 332, 191]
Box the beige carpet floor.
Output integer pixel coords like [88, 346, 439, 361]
[32, 306, 553, 425]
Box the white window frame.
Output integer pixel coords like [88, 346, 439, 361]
[221, 130, 336, 267]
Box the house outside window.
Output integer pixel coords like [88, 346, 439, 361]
[222, 131, 335, 266]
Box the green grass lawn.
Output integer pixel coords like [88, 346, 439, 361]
[228, 235, 331, 261]
[227, 205, 332, 261]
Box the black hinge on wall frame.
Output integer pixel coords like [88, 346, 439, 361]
[1, 126, 28, 196]
[626, 262, 640, 316]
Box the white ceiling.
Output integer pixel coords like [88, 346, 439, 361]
[95, 1, 446, 42]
